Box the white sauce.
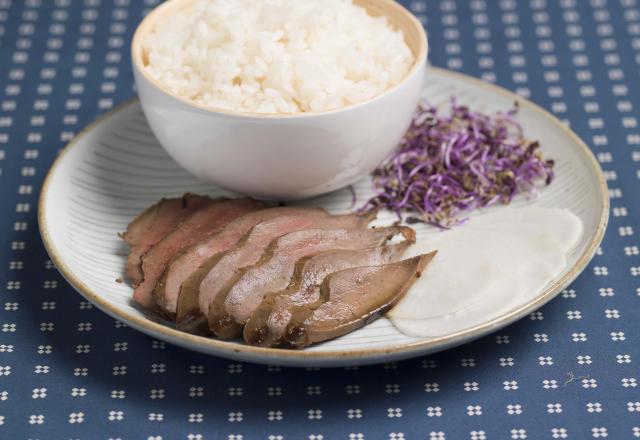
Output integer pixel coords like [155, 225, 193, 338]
[388, 207, 583, 337]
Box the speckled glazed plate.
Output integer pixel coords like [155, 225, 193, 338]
[39, 68, 608, 367]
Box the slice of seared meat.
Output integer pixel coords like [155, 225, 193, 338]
[165, 207, 327, 325]
[243, 242, 413, 347]
[286, 252, 436, 348]
[190, 211, 376, 336]
[175, 253, 228, 334]
[133, 198, 265, 311]
[211, 225, 415, 339]
[123, 194, 218, 285]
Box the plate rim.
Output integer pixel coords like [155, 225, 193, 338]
[38, 67, 609, 363]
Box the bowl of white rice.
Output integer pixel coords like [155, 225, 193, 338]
[132, 0, 428, 199]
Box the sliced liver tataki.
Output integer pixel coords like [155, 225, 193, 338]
[123, 194, 434, 349]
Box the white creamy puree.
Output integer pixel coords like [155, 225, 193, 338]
[388, 207, 583, 337]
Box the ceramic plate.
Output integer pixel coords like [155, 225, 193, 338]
[39, 68, 608, 367]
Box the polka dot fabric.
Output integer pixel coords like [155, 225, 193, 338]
[0, 0, 638, 438]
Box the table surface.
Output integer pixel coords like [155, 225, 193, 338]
[1, 0, 639, 439]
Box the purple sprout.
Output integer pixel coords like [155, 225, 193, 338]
[360, 98, 555, 228]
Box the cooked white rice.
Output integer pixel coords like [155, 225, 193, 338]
[143, 0, 415, 114]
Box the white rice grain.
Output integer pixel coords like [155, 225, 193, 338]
[143, 0, 415, 114]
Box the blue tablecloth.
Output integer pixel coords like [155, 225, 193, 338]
[1, 0, 639, 438]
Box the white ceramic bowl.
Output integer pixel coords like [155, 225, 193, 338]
[131, 0, 428, 199]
